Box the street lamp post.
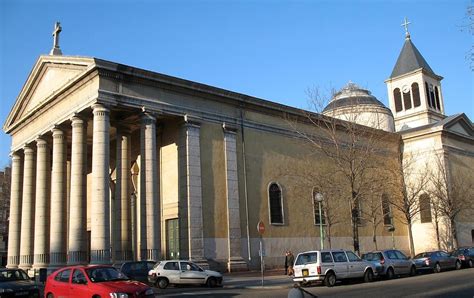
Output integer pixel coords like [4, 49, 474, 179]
[315, 192, 324, 250]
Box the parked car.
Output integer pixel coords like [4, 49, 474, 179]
[0, 268, 40, 297]
[120, 261, 156, 284]
[147, 260, 223, 289]
[293, 249, 377, 287]
[412, 250, 461, 273]
[450, 247, 474, 268]
[362, 249, 416, 279]
[44, 265, 154, 298]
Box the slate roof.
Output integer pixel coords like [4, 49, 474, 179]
[390, 37, 436, 79]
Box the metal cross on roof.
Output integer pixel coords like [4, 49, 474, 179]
[401, 17, 411, 38]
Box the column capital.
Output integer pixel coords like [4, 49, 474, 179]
[9, 151, 22, 160]
[91, 103, 110, 116]
[36, 136, 49, 148]
[23, 144, 35, 154]
[222, 122, 238, 134]
[51, 126, 65, 138]
[141, 112, 156, 124]
[183, 114, 202, 127]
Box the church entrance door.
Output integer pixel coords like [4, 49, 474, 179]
[166, 219, 180, 260]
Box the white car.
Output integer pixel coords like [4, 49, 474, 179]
[147, 260, 223, 289]
[293, 249, 377, 287]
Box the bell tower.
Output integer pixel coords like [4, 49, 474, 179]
[385, 18, 445, 131]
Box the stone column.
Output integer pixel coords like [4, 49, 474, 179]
[91, 104, 111, 264]
[68, 115, 88, 264]
[140, 112, 160, 261]
[49, 128, 67, 267]
[115, 126, 133, 262]
[179, 117, 206, 265]
[7, 152, 23, 268]
[19, 144, 35, 269]
[222, 123, 247, 272]
[33, 136, 51, 269]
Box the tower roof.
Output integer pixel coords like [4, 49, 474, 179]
[389, 37, 436, 79]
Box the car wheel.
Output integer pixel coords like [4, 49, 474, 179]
[157, 278, 169, 289]
[469, 260, 473, 268]
[434, 263, 441, 273]
[207, 277, 217, 288]
[324, 272, 336, 287]
[386, 267, 395, 280]
[364, 269, 374, 283]
[455, 261, 462, 270]
[409, 265, 416, 276]
[46, 294, 54, 298]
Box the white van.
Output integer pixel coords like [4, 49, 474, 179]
[293, 249, 377, 287]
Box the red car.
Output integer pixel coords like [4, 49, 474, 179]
[44, 265, 155, 298]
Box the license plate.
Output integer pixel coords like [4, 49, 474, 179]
[302, 269, 309, 276]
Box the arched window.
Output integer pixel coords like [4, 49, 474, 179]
[403, 90, 412, 110]
[381, 193, 392, 226]
[419, 193, 432, 223]
[412, 83, 421, 107]
[425, 82, 432, 108]
[312, 189, 326, 226]
[434, 86, 441, 111]
[268, 183, 284, 224]
[429, 85, 436, 109]
[393, 88, 402, 112]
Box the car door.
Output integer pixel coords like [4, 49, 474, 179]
[438, 251, 453, 268]
[394, 250, 411, 274]
[331, 251, 349, 279]
[346, 251, 365, 278]
[70, 268, 91, 297]
[162, 261, 181, 284]
[49, 268, 72, 297]
[385, 250, 400, 274]
[179, 261, 206, 285]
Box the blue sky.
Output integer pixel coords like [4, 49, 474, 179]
[1, 0, 473, 167]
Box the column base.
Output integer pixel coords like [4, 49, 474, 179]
[227, 257, 248, 272]
[90, 249, 111, 264]
[67, 250, 88, 265]
[146, 249, 160, 261]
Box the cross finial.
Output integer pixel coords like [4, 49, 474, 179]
[50, 21, 63, 55]
[401, 17, 411, 39]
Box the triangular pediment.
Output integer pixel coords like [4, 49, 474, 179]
[4, 55, 95, 132]
[443, 114, 474, 138]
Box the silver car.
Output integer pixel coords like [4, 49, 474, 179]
[147, 260, 223, 289]
[293, 249, 377, 287]
[362, 249, 416, 279]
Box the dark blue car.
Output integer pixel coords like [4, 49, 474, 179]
[412, 250, 461, 273]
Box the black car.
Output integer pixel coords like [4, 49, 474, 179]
[120, 261, 156, 284]
[450, 247, 474, 268]
[0, 268, 40, 297]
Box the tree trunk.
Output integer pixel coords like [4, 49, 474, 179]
[327, 224, 332, 249]
[372, 221, 378, 250]
[434, 214, 441, 250]
[407, 221, 415, 257]
[450, 218, 458, 249]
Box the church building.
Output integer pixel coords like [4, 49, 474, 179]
[3, 21, 473, 273]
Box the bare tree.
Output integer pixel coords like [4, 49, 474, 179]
[360, 177, 387, 250]
[388, 152, 430, 257]
[287, 84, 395, 254]
[428, 153, 474, 250]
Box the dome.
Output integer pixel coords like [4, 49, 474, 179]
[322, 82, 395, 132]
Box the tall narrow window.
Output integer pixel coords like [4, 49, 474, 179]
[393, 88, 402, 112]
[412, 83, 421, 107]
[403, 90, 412, 110]
[434, 86, 441, 111]
[381, 194, 392, 226]
[419, 193, 432, 223]
[313, 189, 326, 226]
[425, 82, 432, 108]
[429, 84, 436, 109]
[269, 183, 284, 224]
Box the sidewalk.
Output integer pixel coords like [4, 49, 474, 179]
[223, 269, 295, 290]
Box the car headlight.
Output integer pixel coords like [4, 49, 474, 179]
[145, 288, 154, 295]
[0, 288, 14, 293]
[109, 293, 128, 298]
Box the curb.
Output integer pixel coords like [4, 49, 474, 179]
[224, 284, 292, 290]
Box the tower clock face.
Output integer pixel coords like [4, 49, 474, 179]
[402, 85, 410, 93]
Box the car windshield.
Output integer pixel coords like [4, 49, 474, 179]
[0, 270, 29, 282]
[86, 267, 129, 282]
[414, 252, 432, 258]
[362, 253, 382, 261]
[295, 253, 318, 265]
